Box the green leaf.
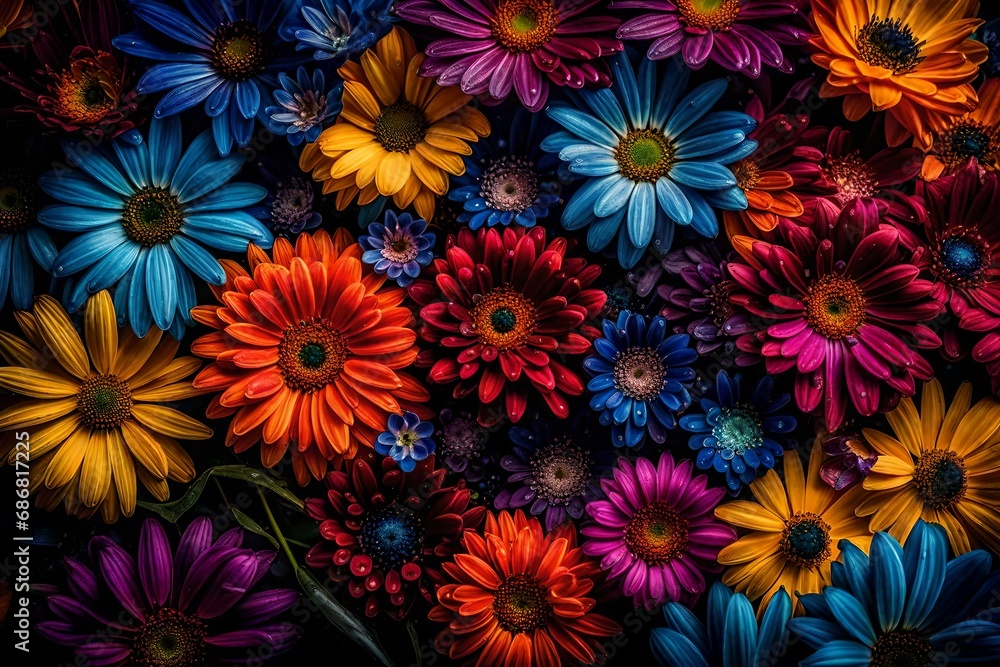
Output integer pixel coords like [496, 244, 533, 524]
[231, 508, 278, 549]
[137, 467, 213, 522]
[295, 568, 396, 667]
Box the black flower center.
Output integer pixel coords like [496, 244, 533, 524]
[131, 607, 207, 667]
[77, 374, 133, 429]
[493, 574, 552, 633]
[211, 20, 269, 81]
[857, 16, 924, 74]
[870, 629, 934, 667]
[913, 449, 967, 510]
[359, 505, 425, 570]
[374, 102, 428, 153]
[0, 170, 35, 234]
[780, 512, 831, 569]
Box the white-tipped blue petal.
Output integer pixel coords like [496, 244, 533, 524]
[145, 244, 178, 332]
[559, 143, 614, 163]
[37, 172, 124, 209]
[871, 532, 906, 633]
[149, 115, 182, 188]
[545, 106, 619, 148]
[674, 130, 748, 159]
[52, 226, 128, 276]
[562, 175, 616, 230]
[665, 79, 729, 139]
[169, 234, 226, 285]
[569, 156, 620, 176]
[138, 63, 216, 94]
[723, 594, 756, 667]
[594, 177, 634, 217]
[651, 629, 711, 667]
[669, 162, 738, 189]
[112, 138, 151, 190]
[62, 145, 134, 197]
[627, 181, 656, 248]
[183, 212, 271, 246]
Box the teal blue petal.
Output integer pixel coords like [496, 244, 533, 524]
[652, 60, 690, 128]
[839, 540, 874, 618]
[674, 130, 748, 159]
[650, 629, 711, 667]
[663, 600, 709, 655]
[669, 162, 738, 189]
[112, 138, 151, 190]
[801, 640, 872, 666]
[706, 583, 734, 650]
[169, 235, 226, 285]
[38, 206, 123, 231]
[170, 131, 218, 196]
[563, 178, 609, 229]
[37, 172, 124, 209]
[872, 532, 906, 632]
[185, 183, 268, 212]
[617, 226, 647, 268]
[627, 181, 656, 248]
[149, 115, 183, 188]
[587, 208, 625, 252]
[52, 227, 128, 276]
[677, 184, 718, 237]
[902, 520, 947, 629]
[175, 154, 246, 203]
[183, 212, 271, 246]
[722, 594, 756, 667]
[656, 177, 692, 225]
[757, 588, 792, 664]
[545, 106, 619, 148]
[610, 52, 641, 129]
[665, 79, 728, 139]
[145, 244, 178, 331]
[787, 616, 849, 648]
[581, 87, 627, 136]
[62, 143, 134, 196]
[594, 177, 634, 217]
[569, 155, 621, 176]
[825, 587, 877, 645]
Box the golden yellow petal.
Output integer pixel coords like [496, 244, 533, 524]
[869, 486, 920, 534]
[84, 291, 118, 375]
[0, 330, 46, 369]
[361, 47, 402, 106]
[886, 395, 923, 456]
[715, 500, 785, 531]
[159, 435, 196, 483]
[120, 419, 169, 479]
[375, 150, 412, 196]
[862, 427, 912, 461]
[414, 141, 467, 175]
[130, 404, 213, 440]
[317, 124, 377, 153]
[870, 454, 916, 476]
[951, 395, 1000, 457]
[34, 295, 91, 379]
[100, 481, 121, 523]
[136, 465, 170, 502]
[715, 531, 781, 564]
[330, 142, 385, 181]
[743, 553, 788, 602]
[79, 429, 111, 507]
[749, 468, 791, 520]
[42, 423, 90, 489]
[404, 53, 433, 108]
[938, 382, 972, 449]
[6, 414, 80, 462]
[803, 440, 833, 513]
[921, 378, 945, 452]
[0, 397, 78, 429]
[113, 327, 163, 380]
[107, 428, 136, 517]
[343, 80, 384, 124]
[126, 338, 183, 389]
[0, 368, 79, 398]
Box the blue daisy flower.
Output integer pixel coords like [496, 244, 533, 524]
[359, 210, 435, 287]
[584, 310, 697, 448]
[652, 583, 792, 667]
[37, 115, 272, 338]
[788, 520, 1000, 666]
[449, 107, 565, 230]
[680, 371, 796, 495]
[279, 0, 393, 64]
[248, 159, 323, 237]
[375, 411, 436, 472]
[0, 169, 57, 310]
[113, 0, 304, 156]
[265, 66, 342, 145]
[542, 52, 756, 268]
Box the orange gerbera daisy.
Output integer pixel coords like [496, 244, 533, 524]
[810, 0, 988, 149]
[299, 27, 490, 221]
[191, 229, 431, 486]
[921, 78, 1000, 180]
[430, 510, 620, 667]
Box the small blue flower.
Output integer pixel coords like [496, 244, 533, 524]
[543, 52, 756, 268]
[279, 0, 393, 64]
[651, 583, 792, 667]
[36, 115, 272, 338]
[584, 310, 697, 448]
[249, 164, 323, 237]
[449, 107, 565, 230]
[680, 371, 796, 495]
[113, 0, 305, 156]
[265, 66, 342, 145]
[359, 210, 435, 287]
[788, 521, 1000, 666]
[0, 169, 57, 310]
[376, 411, 435, 472]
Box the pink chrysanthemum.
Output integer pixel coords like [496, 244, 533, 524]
[581, 452, 735, 609]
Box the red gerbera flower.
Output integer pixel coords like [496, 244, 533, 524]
[429, 509, 620, 666]
[729, 199, 942, 430]
[408, 227, 606, 425]
[304, 455, 486, 620]
[191, 229, 431, 485]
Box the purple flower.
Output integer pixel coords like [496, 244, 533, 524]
[613, 0, 809, 77]
[819, 427, 878, 490]
[435, 408, 489, 476]
[359, 210, 435, 287]
[375, 411, 436, 472]
[37, 518, 300, 666]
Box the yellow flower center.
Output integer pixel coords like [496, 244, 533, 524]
[470, 286, 537, 350]
[624, 501, 689, 564]
[614, 129, 676, 183]
[0, 170, 35, 234]
[211, 20, 269, 81]
[122, 186, 185, 247]
[53, 65, 117, 125]
[804, 275, 867, 339]
[676, 0, 741, 31]
[278, 317, 349, 393]
[374, 101, 428, 153]
[731, 158, 761, 191]
[779, 511, 831, 569]
[913, 449, 967, 510]
[493, 573, 552, 633]
[856, 15, 924, 74]
[131, 607, 207, 667]
[77, 374, 134, 429]
[491, 0, 559, 52]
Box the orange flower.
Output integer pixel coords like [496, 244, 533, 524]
[810, 0, 987, 149]
[921, 78, 1000, 180]
[191, 229, 430, 485]
[430, 510, 620, 666]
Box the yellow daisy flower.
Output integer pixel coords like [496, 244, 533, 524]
[0, 292, 210, 523]
[299, 27, 490, 221]
[858, 378, 1000, 555]
[715, 441, 873, 615]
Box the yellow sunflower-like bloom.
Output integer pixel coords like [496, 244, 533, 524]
[0, 293, 210, 523]
[921, 78, 1000, 180]
[715, 441, 873, 616]
[300, 27, 490, 221]
[810, 0, 988, 149]
[858, 379, 1000, 555]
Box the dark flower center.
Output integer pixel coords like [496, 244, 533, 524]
[676, 0, 741, 31]
[780, 512, 831, 569]
[824, 153, 877, 202]
[857, 16, 924, 74]
[374, 101, 428, 153]
[0, 171, 35, 234]
[529, 437, 592, 505]
[122, 186, 185, 246]
[291, 90, 327, 129]
[615, 129, 676, 182]
[625, 502, 689, 565]
[913, 449, 967, 510]
[603, 284, 636, 318]
[940, 121, 997, 166]
[131, 607, 207, 667]
[470, 287, 537, 349]
[380, 228, 419, 263]
[804, 275, 867, 339]
[493, 574, 552, 633]
[707, 279, 736, 326]
[714, 407, 764, 454]
[732, 158, 760, 191]
[77, 374, 133, 429]
[480, 156, 540, 213]
[270, 178, 314, 233]
[359, 505, 425, 570]
[278, 318, 348, 392]
[491, 0, 559, 52]
[211, 20, 269, 81]
[440, 417, 487, 459]
[933, 231, 989, 286]
[613, 347, 666, 402]
[870, 629, 935, 667]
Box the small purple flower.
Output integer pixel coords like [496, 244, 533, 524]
[436, 408, 489, 476]
[265, 66, 342, 146]
[252, 172, 323, 237]
[819, 428, 878, 490]
[360, 211, 436, 287]
[37, 517, 300, 666]
[376, 411, 435, 472]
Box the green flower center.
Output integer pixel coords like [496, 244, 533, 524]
[77, 374, 133, 429]
[493, 574, 552, 633]
[870, 629, 934, 667]
[374, 101, 428, 153]
[857, 16, 924, 75]
[780, 512, 831, 569]
[614, 129, 676, 182]
[491, 0, 559, 52]
[676, 0, 740, 30]
[131, 607, 207, 667]
[913, 449, 967, 510]
[211, 20, 269, 81]
[122, 186, 184, 246]
[714, 407, 763, 455]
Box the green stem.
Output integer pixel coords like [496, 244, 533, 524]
[406, 620, 423, 667]
[258, 488, 299, 569]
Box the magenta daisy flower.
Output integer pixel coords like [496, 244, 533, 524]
[729, 199, 943, 430]
[37, 518, 300, 665]
[393, 0, 623, 112]
[581, 452, 735, 610]
[613, 0, 809, 76]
